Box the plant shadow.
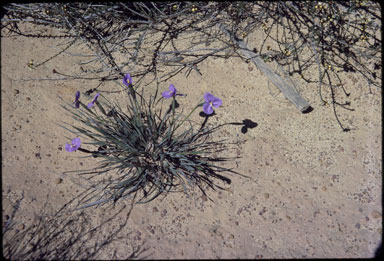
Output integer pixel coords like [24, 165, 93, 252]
[234, 119, 258, 134]
[2, 191, 149, 260]
[220, 118, 258, 134]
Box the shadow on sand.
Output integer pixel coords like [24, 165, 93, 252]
[2, 191, 149, 259]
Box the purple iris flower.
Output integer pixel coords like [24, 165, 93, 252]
[123, 73, 133, 87]
[65, 137, 81, 152]
[203, 92, 222, 115]
[87, 93, 100, 108]
[73, 91, 80, 108]
[162, 84, 177, 98]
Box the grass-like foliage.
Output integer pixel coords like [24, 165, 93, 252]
[60, 75, 236, 208]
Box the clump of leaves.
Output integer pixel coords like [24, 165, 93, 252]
[60, 74, 239, 208]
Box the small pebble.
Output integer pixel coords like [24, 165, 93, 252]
[371, 210, 381, 219]
[17, 223, 25, 230]
[55, 178, 63, 184]
[263, 193, 269, 199]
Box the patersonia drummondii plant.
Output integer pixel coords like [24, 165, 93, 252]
[60, 73, 237, 208]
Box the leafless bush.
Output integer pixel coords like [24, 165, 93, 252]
[1, 1, 381, 130]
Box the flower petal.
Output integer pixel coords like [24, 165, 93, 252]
[88, 93, 100, 108]
[211, 97, 222, 108]
[203, 102, 213, 115]
[73, 91, 80, 108]
[65, 143, 73, 152]
[203, 92, 215, 103]
[72, 137, 81, 148]
[92, 93, 100, 102]
[162, 91, 172, 98]
[169, 84, 176, 93]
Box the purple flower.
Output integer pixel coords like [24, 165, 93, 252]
[65, 137, 81, 152]
[123, 73, 133, 87]
[162, 84, 177, 98]
[87, 93, 100, 108]
[73, 91, 80, 108]
[202, 92, 222, 115]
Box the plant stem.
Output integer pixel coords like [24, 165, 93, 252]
[173, 100, 204, 133]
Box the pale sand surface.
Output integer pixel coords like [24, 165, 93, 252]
[2, 22, 382, 259]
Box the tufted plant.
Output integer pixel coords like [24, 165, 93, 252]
[60, 74, 239, 208]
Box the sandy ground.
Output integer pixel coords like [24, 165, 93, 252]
[2, 21, 382, 259]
